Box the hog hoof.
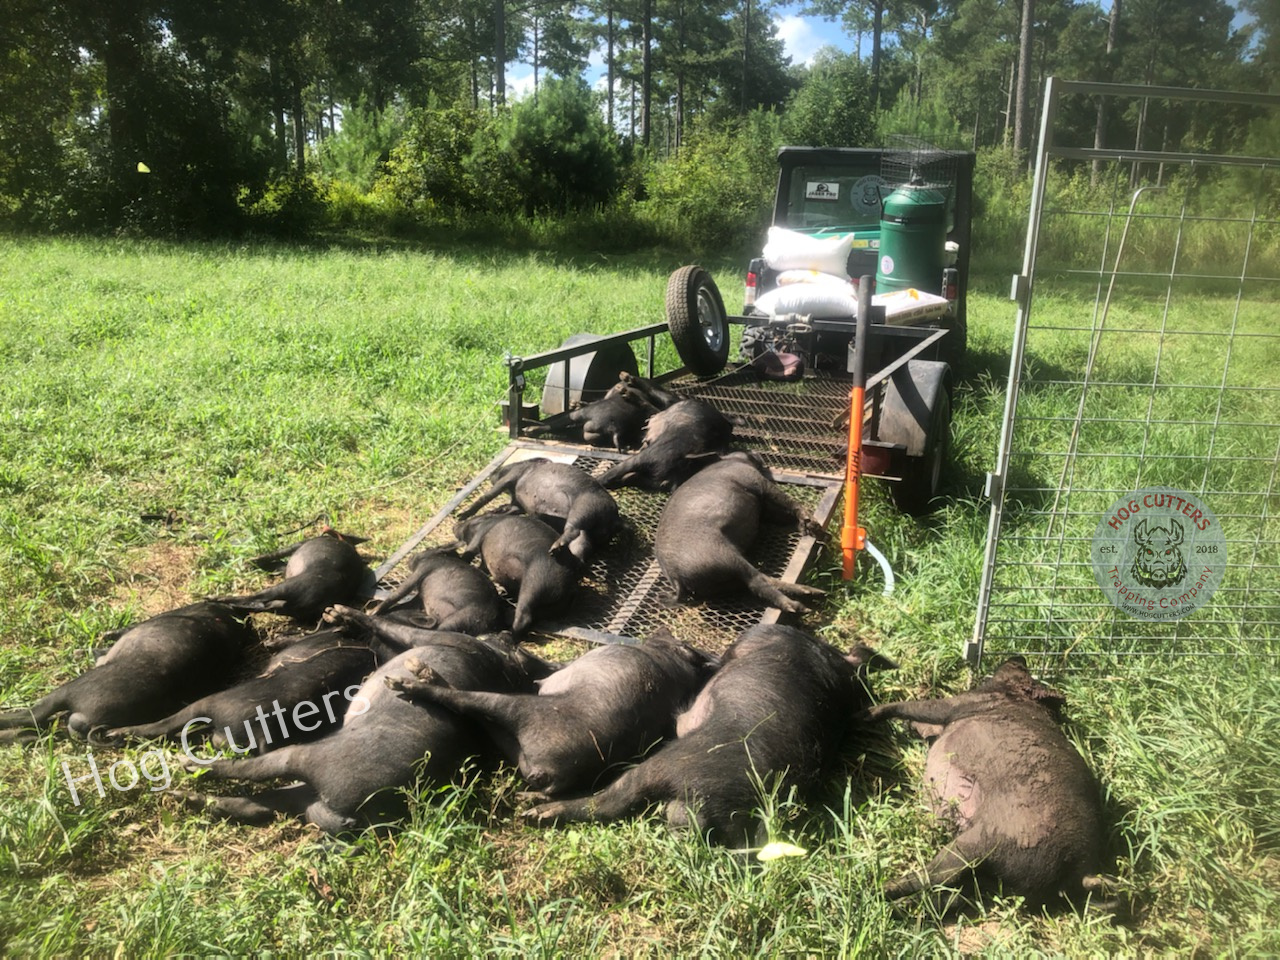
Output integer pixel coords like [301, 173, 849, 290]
[521, 801, 566, 824]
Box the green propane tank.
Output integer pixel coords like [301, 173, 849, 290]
[875, 182, 947, 296]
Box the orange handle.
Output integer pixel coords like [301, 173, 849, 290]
[841, 383, 866, 579]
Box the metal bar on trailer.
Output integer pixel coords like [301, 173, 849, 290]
[511, 322, 670, 371]
[372, 445, 517, 583]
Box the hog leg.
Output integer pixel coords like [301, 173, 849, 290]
[324, 604, 437, 653]
[202, 744, 307, 783]
[884, 830, 991, 901]
[388, 669, 524, 767]
[740, 560, 826, 614]
[177, 782, 360, 833]
[864, 699, 965, 726]
[549, 526, 592, 563]
[455, 476, 518, 521]
[106, 706, 210, 743]
[0, 686, 73, 733]
[370, 563, 433, 615]
[523, 762, 662, 825]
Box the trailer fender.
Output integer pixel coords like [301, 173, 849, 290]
[877, 360, 952, 457]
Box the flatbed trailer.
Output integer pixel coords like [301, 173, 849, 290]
[371, 307, 950, 651]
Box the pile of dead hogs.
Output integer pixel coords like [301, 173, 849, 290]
[0, 373, 1120, 916]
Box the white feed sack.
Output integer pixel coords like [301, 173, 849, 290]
[762, 227, 855, 276]
[754, 284, 861, 318]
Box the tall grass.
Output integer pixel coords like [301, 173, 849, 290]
[0, 235, 1277, 955]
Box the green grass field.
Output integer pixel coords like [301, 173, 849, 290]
[0, 235, 1277, 956]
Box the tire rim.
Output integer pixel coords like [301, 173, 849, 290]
[696, 286, 724, 351]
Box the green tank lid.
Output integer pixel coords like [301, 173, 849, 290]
[881, 184, 947, 225]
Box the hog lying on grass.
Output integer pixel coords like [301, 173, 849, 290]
[104, 627, 378, 752]
[0, 602, 255, 743]
[865, 657, 1111, 912]
[390, 626, 716, 797]
[654, 451, 826, 613]
[524, 624, 892, 846]
[179, 632, 553, 834]
[211, 528, 375, 624]
[456, 458, 620, 563]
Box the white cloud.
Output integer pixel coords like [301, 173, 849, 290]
[506, 70, 537, 100]
[774, 15, 822, 65]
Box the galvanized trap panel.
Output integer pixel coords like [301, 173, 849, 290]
[377, 443, 840, 653]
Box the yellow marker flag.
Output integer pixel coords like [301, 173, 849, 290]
[756, 841, 808, 862]
[137, 162, 151, 174]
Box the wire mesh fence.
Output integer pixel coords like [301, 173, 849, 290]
[970, 79, 1280, 669]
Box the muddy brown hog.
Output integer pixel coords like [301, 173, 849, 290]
[597, 398, 735, 491]
[864, 657, 1110, 912]
[211, 528, 376, 624]
[178, 633, 552, 834]
[452, 512, 580, 636]
[456, 459, 619, 563]
[370, 548, 507, 634]
[524, 624, 893, 847]
[0, 602, 255, 743]
[568, 388, 657, 451]
[391, 626, 716, 797]
[103, 628, 378, 752]
[654, 451, 826, 613]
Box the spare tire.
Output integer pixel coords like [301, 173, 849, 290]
[666, 265, 729, 377]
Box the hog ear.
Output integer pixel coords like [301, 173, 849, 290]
[991, 657, 1032, 685]
[1028, 681, 1067, 711]
[646, 624, 678, 644]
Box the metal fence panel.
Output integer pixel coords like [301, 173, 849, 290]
[970, 78, 1280, 668]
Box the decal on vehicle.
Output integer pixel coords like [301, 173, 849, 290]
[850, 175, 887, 219]
[805, 181, 840, 201]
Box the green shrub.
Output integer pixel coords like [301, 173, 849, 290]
[379, 104, 488, 215]
[316, 98, 404, 192]
[471, 78, 621, 216]
[782, 52, 876, 147]
[640, 110, 783, 250]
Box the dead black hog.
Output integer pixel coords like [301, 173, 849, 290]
[179, 632, 551, 834]
[605, 371, 682, 410]
[370, 548, 507, 634]
[654, 451, 826, 613]
[456, 458, 619, 563]
[865, 657, 1109, 911]
[524, 624, 892, 846]
[0, 602, 255, 742]
[391, 626, 716, 796]
[452, 512, 579, 636]
[212, 528, 375, 623]
[104, 627, 378, 752]
[569, 388, 657, 451]
[597, 398, 734, 491]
